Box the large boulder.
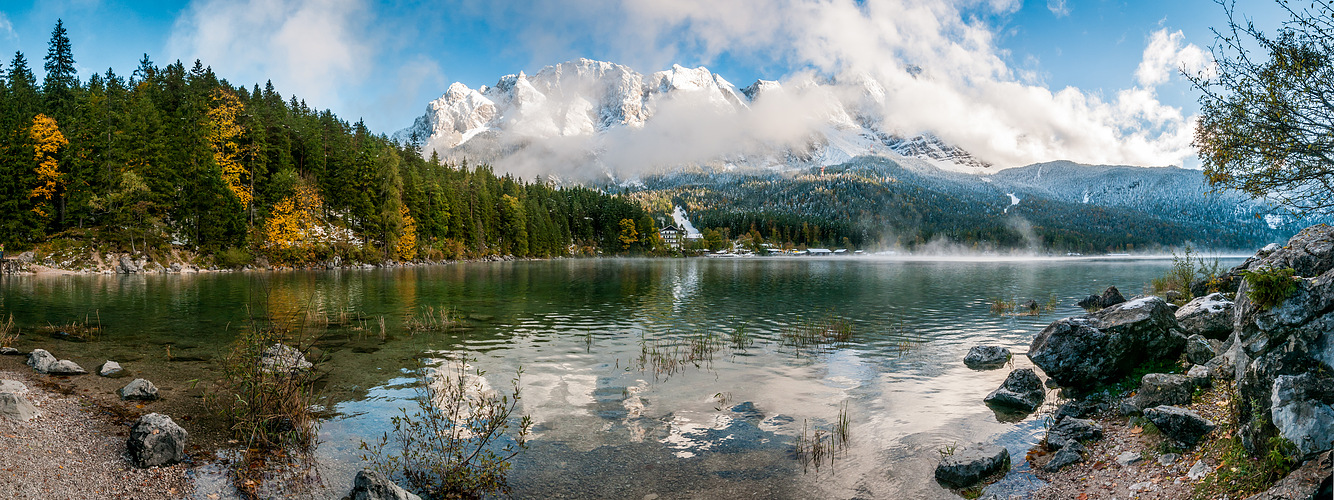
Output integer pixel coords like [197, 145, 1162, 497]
[964, 346, 1011, 370]
[259, 343, 312, 375]
[1185, 334, 1221, 365]
[1126, 373, 1194, 411]
[350, 470, 423, 500]
[1229, 225, 1334, 457]
[127, 413, 188, 468]
[1269, 373, 1334, 457]
[1143, 405, 1215, 446]
[1045, 416, 1103, 451]
[1176, 293, 1235, 339]
[935, 443, 1010, 488]
[1028, 296, 1187, 391]
[983, 369, 1045, 412]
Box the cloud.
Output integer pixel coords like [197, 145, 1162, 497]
[0, 13, 17, 41]
[1046, 0, 1070, 18]
[167, 0, 373, 112]
[476, 0, 1208, 169]
[1135, 28, 1213, 87]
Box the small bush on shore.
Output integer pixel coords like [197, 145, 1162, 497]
[1240, 267, 1299, 310]
[213, 317, 321, 451]
[360, 355, 532, 499]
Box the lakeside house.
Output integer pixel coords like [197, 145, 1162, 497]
[659, 225, 684, 250]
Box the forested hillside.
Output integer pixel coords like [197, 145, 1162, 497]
[0, 21, 657, 266]
[631, 157, 1289, 253]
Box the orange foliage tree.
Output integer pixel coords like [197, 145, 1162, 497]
[263, 182, 324, 264]
[29, 114, 68, 219]
[396, 205, 417, 261]
[207, 89, 252, 211]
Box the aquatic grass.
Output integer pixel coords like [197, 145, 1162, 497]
[988, 297, 1015, 315]
[0, 314, 17, 347]
[404, 306, 457, 333]
[834, 401, 851, 447]
[37, 310, 102, 341]
[795, 403, 854, 473]
[632, 328, 725, 380]
[727, 318, 754, 351]
[779, 317, 854, 351]
[359, 355, 532, 499]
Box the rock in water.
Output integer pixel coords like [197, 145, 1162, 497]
[128, 413, 187, 468]
[1143, 405, 1215, 446]
[98, 360, 124, 378]
[935, 444, 1010, 488]
[1046, 416, 1103, 450]
[259, 343, 312, 375]
[1269, 373, 1334, 456]
[350, 470, 423, 500]
[1127, 373, 1194, 410]
[964, 346, 1011, 370]
[1027, 296, 1186, 391]
[1228, 224, 1334, 456]
[1175, 293, 1234, 339]
[0, 391, 38, 421]
[983, 368, 1046, 412]
[26, 349, 57, 373]
[118, 378, 160, 401]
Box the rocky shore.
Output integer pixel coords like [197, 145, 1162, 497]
[940, 224, 1334, 499]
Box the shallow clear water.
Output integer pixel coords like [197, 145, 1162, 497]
[0, 256, 1237, 499]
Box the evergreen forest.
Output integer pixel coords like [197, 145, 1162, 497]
[0, 21, 659, 266]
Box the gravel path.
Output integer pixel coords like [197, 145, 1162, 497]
[0, 369, 194, 500]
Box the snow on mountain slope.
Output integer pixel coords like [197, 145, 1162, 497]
[397, 59, 991, 177]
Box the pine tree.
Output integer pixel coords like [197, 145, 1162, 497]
[43, 19, 78, 118]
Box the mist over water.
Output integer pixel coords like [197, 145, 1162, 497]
[0, 257, 1244, 498]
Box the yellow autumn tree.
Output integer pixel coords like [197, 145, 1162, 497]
[618, 218, 638, 249]
[264, 182, 324, 264]
[29, 114, 68, 218]
[207, 89, 251, 210]
[396, 205, 417, 261]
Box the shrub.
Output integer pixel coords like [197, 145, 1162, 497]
[1240, 267, 1298, 310]
[213, 321, 320, 450]
[360, 356, 532, 499]
[215, 246, 254, 269]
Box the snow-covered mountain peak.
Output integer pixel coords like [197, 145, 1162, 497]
[399, 58, 998, 176]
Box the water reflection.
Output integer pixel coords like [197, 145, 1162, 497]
[0, 257, 1238, 499]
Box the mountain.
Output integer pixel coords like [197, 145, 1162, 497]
[396, 58, 991, 177]
[398, 59, 1302, 251]
[627, 157, 1293, 252]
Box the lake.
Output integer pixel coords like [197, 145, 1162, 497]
[0, 256, 1235, 499]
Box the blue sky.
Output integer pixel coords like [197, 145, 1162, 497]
[0, 0, 1289, 166]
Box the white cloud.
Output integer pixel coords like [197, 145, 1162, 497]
[0, 12, 17, 41]
[1046, 0, 1070, 18]
[1135, 28, 1213, 87]
[495, 0, 1205, 168]
[167, 0, 372, 112]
